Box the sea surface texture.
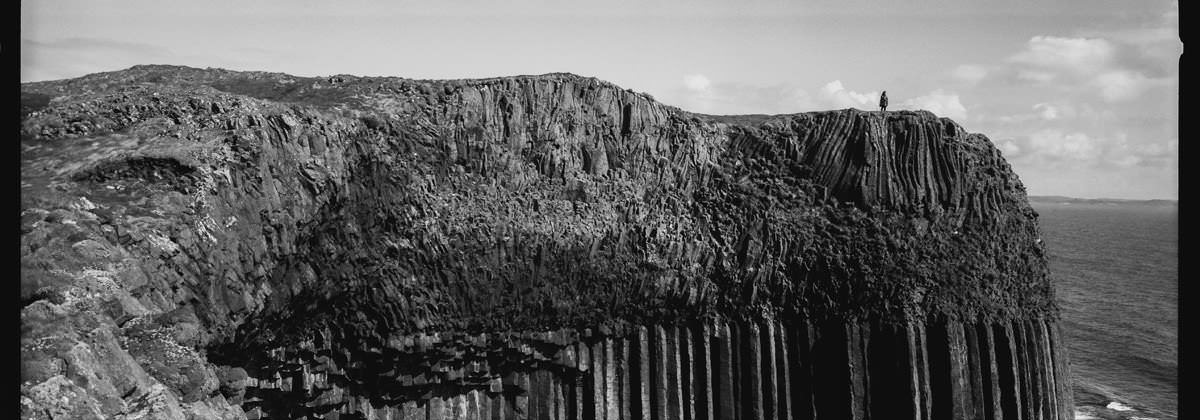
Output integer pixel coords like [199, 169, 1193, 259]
[1034, 200, 1178, 420]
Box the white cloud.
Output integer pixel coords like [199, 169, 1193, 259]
[1027, 129, 1099, 161]
[1075, 2, 1179, 78]
[1092, 70, 1157, 102]
[1164, 0, 1178, 24]
[1004, 128, 1176, 172]
[663, 78, 818, 115]
[974, 102, 1082, 125]
[817, 80, 878, 109]
[996, 33, 1172, 102]
[1106, 154, 1142, 167]
[950, 64, 988, 84]
[1103, 136, 1178, 168]
[1163, 138, 1178, 155]
[901, 89, 967, 120]
[1032, 103, 1059, 120]
[942, 2, 1178, 199]
[1016, 69, 1056, 83]
[1008, 36, 1115, 77]
[985, 114, 1039, 124]
[1135, 138, 1178, 167]
[998, 140, 1021, 156]
[683, 74, 711, 91]
[1106, 25, 1177, 48]
[1017, 130, 1175, 168]
[1102, 133, 1140, 167]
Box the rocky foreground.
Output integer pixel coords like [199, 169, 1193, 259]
[21, 65, 1071, 419]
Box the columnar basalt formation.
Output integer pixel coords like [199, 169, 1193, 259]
[21, 65, 1071, 419]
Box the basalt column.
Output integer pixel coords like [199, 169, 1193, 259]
[229, 318, 1068, 420]
[20, 67, 1072, 420]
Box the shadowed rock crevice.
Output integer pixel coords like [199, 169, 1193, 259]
[21, 65, 1070, 419]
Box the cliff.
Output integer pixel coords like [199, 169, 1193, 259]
[20, 65, 1071, 419]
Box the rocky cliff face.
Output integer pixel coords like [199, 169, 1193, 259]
[21, 65, 1071, 419]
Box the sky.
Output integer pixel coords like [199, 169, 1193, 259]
[21, 0, 1180, 200]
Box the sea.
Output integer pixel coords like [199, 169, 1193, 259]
[1031, 198, 1178, 420]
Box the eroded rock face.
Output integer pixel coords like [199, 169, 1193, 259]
[20, 65, 1070, 419]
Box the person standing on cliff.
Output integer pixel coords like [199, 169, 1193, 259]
[879, 91, 888, 112]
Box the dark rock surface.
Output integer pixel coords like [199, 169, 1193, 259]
[21, 65, 1070, 419]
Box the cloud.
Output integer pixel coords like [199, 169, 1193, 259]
[683, 74, 712, 91]
[1092, 70, 1160, 102]
[1101, 135, 1177, 168]
[1077, 2, 1179, 79]
[997, 140, 1021, 157]
[940, 2, 1178, 199]
[810, 81, 967, 120]
[817, 80, 878, 109]
[984, 31, 1176, 103]
[972, 102, 1091, 125]
[666, 78, 903, 115]
[960, 1, 1178, 90]
[981, 114, 1039, 124]
[1026, 129, 1100, 161]
[900, 89, 967, 120]
[664, 75, 816, 115]
[950, 64, 988, 85]
[1008, 36, 1115, 79]
[1032, 103, 1059, 120]
[1006, 129, 1177, 170]
[1015, 70, 1056, 84]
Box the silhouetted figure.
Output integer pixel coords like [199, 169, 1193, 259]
[880, 91, 888, 112]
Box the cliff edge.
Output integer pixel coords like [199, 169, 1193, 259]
[20, 65, 1071, 420]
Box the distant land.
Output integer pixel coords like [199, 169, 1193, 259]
[1029, 195, 1178, 207]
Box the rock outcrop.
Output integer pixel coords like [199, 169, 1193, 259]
[21, 65, 1071, 419]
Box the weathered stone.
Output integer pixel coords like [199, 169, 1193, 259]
[215, 366, 248, 401]
[21, 376, 106, 420]
[123, 325, 219, 403]
[180, 395, 248, 420]
[20, 66, 1070, 419]
[119, 383, 188, 420]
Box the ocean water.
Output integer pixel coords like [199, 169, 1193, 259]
[1032, 200, 1178, 420]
